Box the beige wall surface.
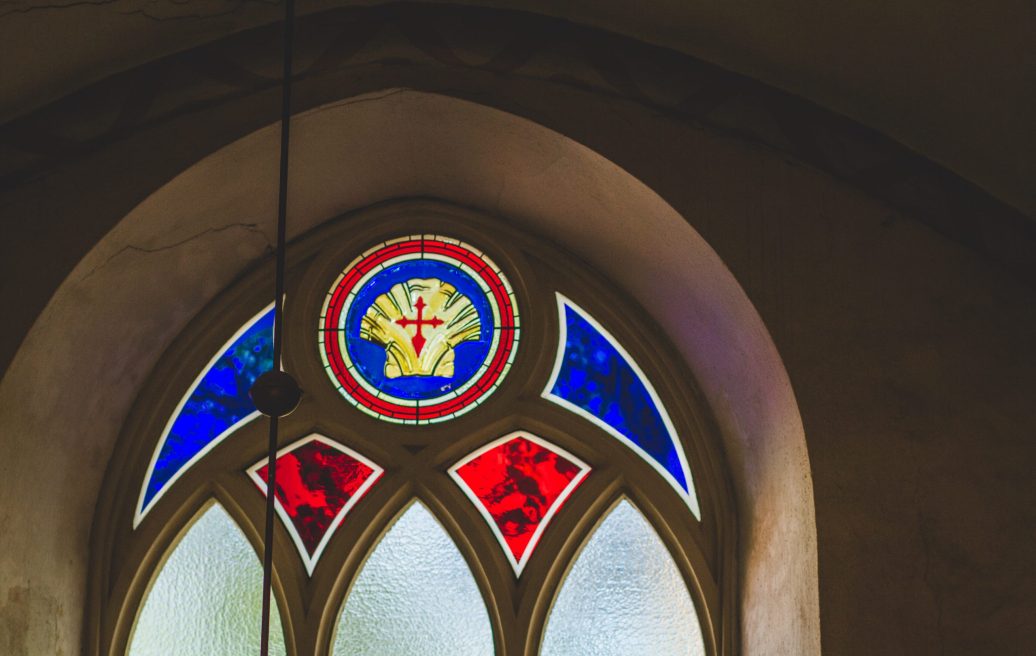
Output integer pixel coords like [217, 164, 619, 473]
[1, 10, 1035, 655]
[2, 0, 1033, 217]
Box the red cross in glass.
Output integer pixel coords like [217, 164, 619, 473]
[395, 296, 444, 355]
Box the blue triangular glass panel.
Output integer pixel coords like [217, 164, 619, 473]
[136, 306, 273, 524]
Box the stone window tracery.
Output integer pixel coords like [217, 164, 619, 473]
[92, 203, 734, 656]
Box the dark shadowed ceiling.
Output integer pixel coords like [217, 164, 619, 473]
[2, 0, 1033, 216]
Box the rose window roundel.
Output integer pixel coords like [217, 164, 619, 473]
[319, 235, 520, 424]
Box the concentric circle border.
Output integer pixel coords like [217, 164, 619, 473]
[319, 234, 520, 424]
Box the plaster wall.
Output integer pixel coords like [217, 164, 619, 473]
[0, 65, 1034, 656]
[2, 0, 1033, 217]
[0, 91, 817, 655]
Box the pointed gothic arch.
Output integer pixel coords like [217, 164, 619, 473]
[0, 90, 818, 654]
[95, 203, 734, 655]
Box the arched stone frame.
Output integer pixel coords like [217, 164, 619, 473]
[92, 204, 736, 655]
[0, 87, 820, 654]
[6, 5, 1033, 654]
[5, 5, 1035, 656]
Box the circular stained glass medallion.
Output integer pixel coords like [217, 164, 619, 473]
[320, 235, 520, 424]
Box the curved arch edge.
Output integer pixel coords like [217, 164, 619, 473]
[134, 302, 274, 528]
[542, 293, 700, 519]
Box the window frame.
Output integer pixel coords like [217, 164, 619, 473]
[87, 201, 738, 656]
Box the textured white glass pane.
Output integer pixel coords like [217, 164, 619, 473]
[332, 502, 494, 656]
[128, 504, 287, 656]
[540, 500, 705, 656]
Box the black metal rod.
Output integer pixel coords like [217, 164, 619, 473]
[260, 1, 295, 654]
[259, 416, 279, 656]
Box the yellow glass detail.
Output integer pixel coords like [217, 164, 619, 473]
[360, 278, 481, 378]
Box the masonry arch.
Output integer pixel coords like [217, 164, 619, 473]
[0, 90, 818, 654]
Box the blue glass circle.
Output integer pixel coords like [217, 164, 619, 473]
[344, 259, 495, 400]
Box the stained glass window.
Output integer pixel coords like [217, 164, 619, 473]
[332, 502, 495, 655]
[449, 431, 590, 575]
[248, 434, 383, 575]
[319, 235, 519, 425]
[112, 227, 722, 656]
[127, 503, 287, 656]
[540, 500, 706, 656]
[543, 295, 700, 518]
[136, 305, 274, 526]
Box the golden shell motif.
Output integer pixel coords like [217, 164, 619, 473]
[359, 278, 481, 378]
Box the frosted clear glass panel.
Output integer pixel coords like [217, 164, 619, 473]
[332, 502, 494, 656]
[540, 500, 705, 656]
[128, 504, 287, 656]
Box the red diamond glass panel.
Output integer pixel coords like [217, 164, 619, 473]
[249, 435, 383, 575]
[450, 432, 590, 575]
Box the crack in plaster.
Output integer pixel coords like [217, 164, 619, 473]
[80, 221, 272, 281]
[119, 0, 276, 23]
[0, 0, 273, 20]
[0, 0, 119, 19]
[306, 88, 411, 115]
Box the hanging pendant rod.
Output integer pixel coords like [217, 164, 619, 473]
[257, 1, 297, 655]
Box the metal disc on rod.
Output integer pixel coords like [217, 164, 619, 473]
[252, 1, 297, 654]
[251, 370, 301, 418]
